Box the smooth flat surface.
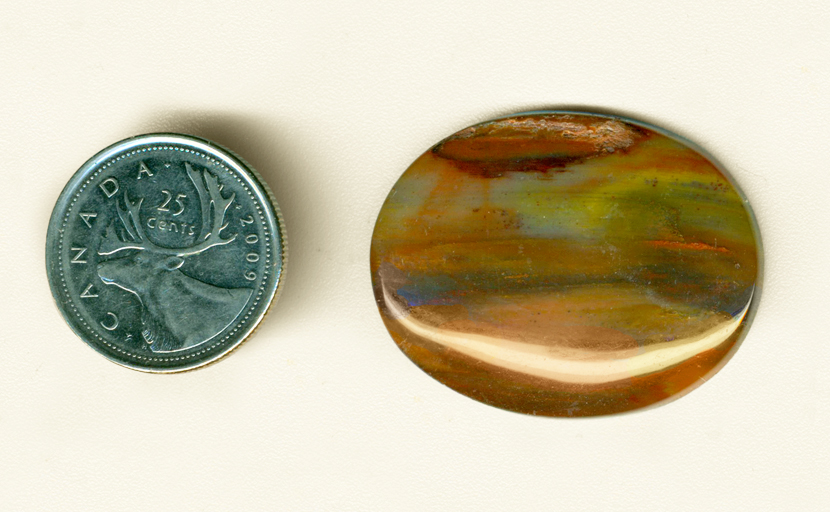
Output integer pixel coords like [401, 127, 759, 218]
[1, 1, 828, 510]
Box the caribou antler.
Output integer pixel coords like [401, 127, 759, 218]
[181, 163, 237, 256]
[98, 165, 237, 257]
[98, 192, 146, 255]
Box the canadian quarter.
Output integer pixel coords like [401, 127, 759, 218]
[46, 134, 286, 372]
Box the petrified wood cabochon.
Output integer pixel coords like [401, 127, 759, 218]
[371, 112, 760, 417]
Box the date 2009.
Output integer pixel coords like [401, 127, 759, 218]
[239, 214, 260, 281]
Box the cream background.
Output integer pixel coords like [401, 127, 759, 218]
[1, 1, 828, 510]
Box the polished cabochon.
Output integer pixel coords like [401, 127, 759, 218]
[371, 112, 761, 416]
[46, 134, 286, 372]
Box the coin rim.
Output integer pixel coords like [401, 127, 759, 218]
[46, 133, 287, 373]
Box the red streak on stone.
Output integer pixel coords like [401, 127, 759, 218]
[647, 240, 729, 253]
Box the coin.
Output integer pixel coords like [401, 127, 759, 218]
[371, 111, 761, 416]
[46, 134, 286, 372]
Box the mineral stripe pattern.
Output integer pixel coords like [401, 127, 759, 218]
[371, 112, 760, 416]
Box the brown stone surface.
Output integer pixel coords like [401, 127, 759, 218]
[371, 112, 761, 416]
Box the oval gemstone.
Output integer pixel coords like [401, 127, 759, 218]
[370, 112, 761, 416]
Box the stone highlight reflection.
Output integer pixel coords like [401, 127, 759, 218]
[371, 112, 761, 417]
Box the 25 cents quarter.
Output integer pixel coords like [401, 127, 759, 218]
[46, 134, 286, 372]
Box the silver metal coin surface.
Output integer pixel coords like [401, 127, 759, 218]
[46, 134, 286, 372]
